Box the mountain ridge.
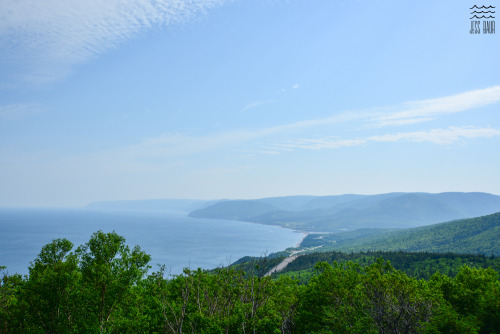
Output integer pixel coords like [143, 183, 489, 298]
[188, 192, 500, 231]
[300, 211, 500, 256]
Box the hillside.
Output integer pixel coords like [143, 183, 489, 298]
[189, 192, 500, 231]
[188, 200, 278, 220]
[302, 212, 500, 255]
[233, 251, 500, 282]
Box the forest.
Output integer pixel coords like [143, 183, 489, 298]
[299, 212, 500, 256]
[1, 231, 500, 333]
[236, 251, 500, 283]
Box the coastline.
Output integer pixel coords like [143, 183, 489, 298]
[218, 215, 311, 251]
[0, 209, 305, 276]
[295, 231, 309, 248]
[238, 218, 309, 250]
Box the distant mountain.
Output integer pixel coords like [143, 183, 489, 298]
[433, 192, 500, 217]
[85, 199, 219, 213]
[189, 200, 277, 220]
[258, 196, 317, 211]
[188, 192, 500, 231]
[304, 212, 500, 256]
[296, 194, 367, 211]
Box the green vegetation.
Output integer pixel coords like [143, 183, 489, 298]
[261, 251, 500, 283]
[301, 212, 500, 256]
[0, 231, 150, 333]
[188, 192, 500, 232]
[2, 231, 500, 333]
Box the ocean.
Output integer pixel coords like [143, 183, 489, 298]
[0, 208, 304, 276]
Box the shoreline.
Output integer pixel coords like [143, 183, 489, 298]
[221, 216, 311, 250]
[295, 231, 309, 248]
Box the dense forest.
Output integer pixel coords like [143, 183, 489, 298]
[234, 251, 500, 283]
[1, 231, 500, 333]
[300, 212, 500, 256]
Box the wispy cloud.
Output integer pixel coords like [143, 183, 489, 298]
[103, 86, 500, 158]
[5, 87, 498, 169]
[0, 0, 228, 83]
[276, 138, 367, 150]
[246, 86, 500, 134]
[110, 124, 500, 162]
[0, 103, 44, 121]
[111, 130, 264, 160]
[241, 100, 275, 112]
[369, 127, 500, 145]
[372, 86, 500, 126]
[276, 127, 500, 151]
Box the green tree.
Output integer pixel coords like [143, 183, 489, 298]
[24, 238, 79, 333]
[363, 259, 433, 334]
[76, 230, 151, 333]
[0, 267, 27, 333]
[295, 261, 375, 333]
[426, 265, 500, 333]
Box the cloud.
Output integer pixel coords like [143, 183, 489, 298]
[241, 100, 275, 112]
[111, 130, 263, 160]
[96, 86, 500, 158]
[4, 87, 499, 174]
[369, 127, 500, 145]
[119, 124, 500, 161]
[276, 127, 500, 151]
[372, 86, 500, 126]
[0, 103, 44, 121]
[276, 138, 367, 150]
[292, 83, 299, 89]
[253, 86, 500, 134]
[0, 0, 228, 83]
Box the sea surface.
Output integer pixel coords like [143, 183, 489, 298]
[0, 208, 304, 276]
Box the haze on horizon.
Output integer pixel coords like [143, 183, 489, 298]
[1, 0, 499, 207]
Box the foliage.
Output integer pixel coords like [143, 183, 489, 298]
[228, 254, 284, 278]
[295, 260, 433, 333]
[268, 250, 500, 282]
[76, 231, 151, 332]
[24, 238, 79, 333]
[301, 212, 500, 256]
[0, 267, 26, 333]
[1, 232, 500, 333]
[425, 266, 500, 333]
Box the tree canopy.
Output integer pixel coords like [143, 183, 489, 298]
[1, 231, 499, 333]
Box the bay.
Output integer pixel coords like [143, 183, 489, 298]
[0, 208, 304, 276]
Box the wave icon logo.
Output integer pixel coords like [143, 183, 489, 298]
[470, 5, 495, 19]
[469, 5, 495, 34]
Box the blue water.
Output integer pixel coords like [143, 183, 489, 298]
[0, 208, 304, 276]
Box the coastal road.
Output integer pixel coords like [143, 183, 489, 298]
[264, 255, 299, 277]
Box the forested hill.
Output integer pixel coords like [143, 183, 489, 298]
[302, 211, 500, 255]
[234, 250, 500, 282]
[189, 192, 500, 231]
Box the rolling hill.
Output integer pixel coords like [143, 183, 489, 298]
[302, 211, 500, 256]
[188, 192, 500, 231]
[188, 200, 277, 220]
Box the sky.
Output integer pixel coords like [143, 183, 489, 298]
[0, 0, 499, 207]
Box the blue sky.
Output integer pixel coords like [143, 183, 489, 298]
[1, 0, 499, 206]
